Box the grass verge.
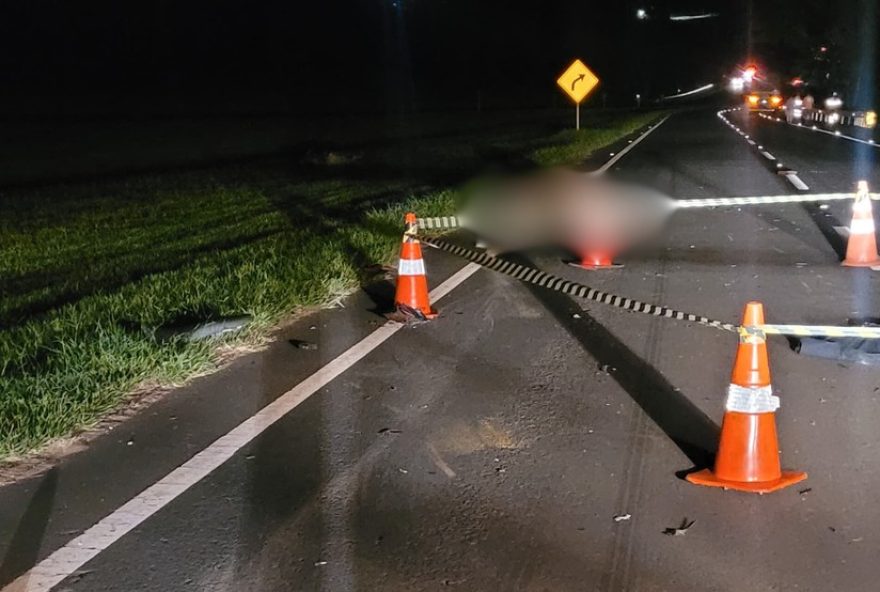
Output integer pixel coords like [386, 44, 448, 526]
[0, 108, 667, 457]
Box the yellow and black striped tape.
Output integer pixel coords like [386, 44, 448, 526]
[421, 236, 738, 333]
[421, 236, 880, 340]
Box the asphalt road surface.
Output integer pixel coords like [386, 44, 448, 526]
[4, 106, 880, 592]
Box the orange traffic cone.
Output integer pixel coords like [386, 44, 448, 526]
[393, 213, 437, 320]
[687, 302, 806, 494]
[567, 249, 623, 270]
[842, 180, 880, 268]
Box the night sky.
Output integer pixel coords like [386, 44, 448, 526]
[0, 1, 843, 117]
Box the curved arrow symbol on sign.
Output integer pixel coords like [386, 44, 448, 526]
[571, 73, 586, 91]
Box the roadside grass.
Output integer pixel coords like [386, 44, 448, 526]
[530, 111, 664, 166]
[0, 109, 667, 457]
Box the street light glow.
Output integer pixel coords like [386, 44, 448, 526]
[636, 8, 647, 20]
[661, 83, 715, 100]
[669, 13, 719, 21]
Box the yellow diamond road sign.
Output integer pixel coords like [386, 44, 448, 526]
[557, 59, 599, 104]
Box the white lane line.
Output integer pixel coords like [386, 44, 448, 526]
[591, 115, 671, 174]
[784, 173, 810, 191]
[747, 139, 756, 145]
[761, 151, 776, 160]
[2, 263, 482, 592]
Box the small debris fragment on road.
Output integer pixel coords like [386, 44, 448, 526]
[289, 339, 318, 350]
[398, 468, 408, 474]
[572, 313, 582, 319]
[386, 303, 430, 325]
[377, 427, 402, 435]
[69, 569, 95, 583]
[799, 487, 812, 495]
[613, 513, 631, 522]
[663, 518, 695, 536]
[314, 561, 328, 567]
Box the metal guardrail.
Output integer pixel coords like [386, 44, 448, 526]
[800, 108, 876, 129]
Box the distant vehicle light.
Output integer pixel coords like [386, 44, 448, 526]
[793, 108, 803, 119]
[747, 94, 759, 105]
[867, 111, 877, 128]
[827, 112, 840, 124]
[794, 98, 803, 107]
[825, 96, 843, 109]
[770, 95, 782, 106]
[743, 66, 757, 82]
[729, 77, 744, 92]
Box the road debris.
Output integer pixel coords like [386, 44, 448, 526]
[290, 339, 318, 350]
[799, 487, 813, 495]
[613, 513, 631, 522]
[69, 569, 95, 583]
[377, 427, 402, 435]
[663, 518, 695, 536]
[386, 303, 430, 325]
[314, 561, 328, 567]
[154, 315, 252, 342]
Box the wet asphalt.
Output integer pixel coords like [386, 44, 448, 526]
[4, 107, 880, 591]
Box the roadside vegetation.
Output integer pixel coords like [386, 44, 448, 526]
[0, 108, 666, 457]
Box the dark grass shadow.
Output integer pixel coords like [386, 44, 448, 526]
[0, 468, 58, 588]
[510, 254, 720, 472]
[0, 226, 286, 329]
[268, 191, 401, 317]
[1, 177, 412, 329]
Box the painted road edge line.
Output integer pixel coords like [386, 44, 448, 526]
[3, 262, 483, 592]
[592, 114, 670, 174]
